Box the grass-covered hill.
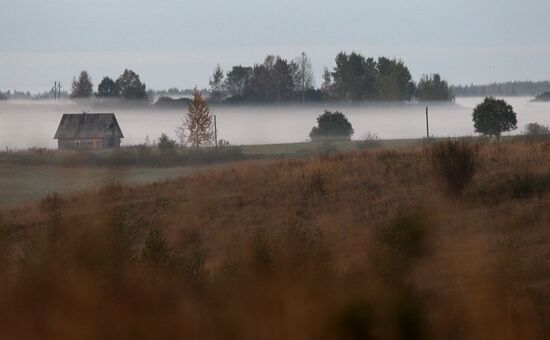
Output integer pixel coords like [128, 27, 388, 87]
[1, 140, 550, 339]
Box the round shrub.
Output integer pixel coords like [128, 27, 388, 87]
[472, 97, 517, 139]
[310, 111, 354, 141]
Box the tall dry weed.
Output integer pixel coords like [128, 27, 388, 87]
[430, 140, 480, 195]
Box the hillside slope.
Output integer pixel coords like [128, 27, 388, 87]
[1, 141, 550, 339]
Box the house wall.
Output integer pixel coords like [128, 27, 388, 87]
[103, 136, 121, 148]
[58, 138, 120, 150]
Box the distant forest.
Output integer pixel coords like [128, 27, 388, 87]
[451, 81, 550, 97]
[0, 52, 454, 104]
[3, 56, 550, 103]
[210, 52, 454, 103]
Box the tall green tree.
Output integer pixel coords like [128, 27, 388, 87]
[417, 74, 454, 101]
[375, 57, 416, 101]
[224, 66, 253, 98]
[247, 60, 273, 101]
[291, 52, 315, 102]
[244, 56, 280, 101]
[70, 71, 93, 98]
[96, 77, 120, 97]
[116, 69, 147, 100]
[321, 67, 334, 98]
[209, 64, 225, 103]
[472, 97, 517, 139]
[332, 52, 377, 101]
[225, 56, 297, 102]
[272, 57, 294, 101]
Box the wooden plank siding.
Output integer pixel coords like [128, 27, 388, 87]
[54, 113, 124, 150]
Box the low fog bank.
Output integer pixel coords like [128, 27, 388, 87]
[0, 97, 548, 149]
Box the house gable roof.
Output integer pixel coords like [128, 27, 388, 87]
[54, 113, 124, 139]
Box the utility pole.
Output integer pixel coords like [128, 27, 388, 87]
[52, 81, 62, 101]
[214, 115, 218, 149]
[425, 106, 430, 141]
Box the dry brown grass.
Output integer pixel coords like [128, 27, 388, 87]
[1, 140, 550, 339]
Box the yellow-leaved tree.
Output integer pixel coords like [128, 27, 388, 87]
[183, 89, 214, 148]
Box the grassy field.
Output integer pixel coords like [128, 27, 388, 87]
[0, 163, 215, 207]
[0, 137, 524, 208]
[0, 138, 417, 207]
[239, 138, 420, 155]
[0, 140, 549, 339]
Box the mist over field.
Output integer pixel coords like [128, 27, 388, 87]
[1, 97, 549, 149]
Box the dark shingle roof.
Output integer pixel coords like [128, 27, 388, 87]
[54, 113, 124, 139]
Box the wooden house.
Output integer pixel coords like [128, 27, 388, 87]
[54, 113, 124, 150]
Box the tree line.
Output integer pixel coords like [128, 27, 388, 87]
[452, 81, 550, 97]
[70, 69, 148, 100]
[0, 90, 35, 100]
[210, 52, 454, 103]
[26, 52, 455, 103]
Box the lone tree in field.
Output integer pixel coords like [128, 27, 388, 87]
[185, 90, 214, 148]
[472, 97, 517, 139]
[310, 110, 354, 141]
[70, 71, 93, 98]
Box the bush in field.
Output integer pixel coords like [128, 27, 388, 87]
[158, 134, 177, 154]
[136, 143, 152, 160]
[472, 97, 517, 139]
[379, 209, 430, 260]
[524, 122, 550, 137]
[510, 172, 550, 199]
[430, 140, 480, 195]
[172, 243, 207, 282]
[156, 133, 179, 166]
[373, 205, 432, 322]
[357, 132, 382, 150]
[310, 111, 354, 141]
[142, 226, 171, 265]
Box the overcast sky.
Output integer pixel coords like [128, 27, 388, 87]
[2, 0, 550, 92]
